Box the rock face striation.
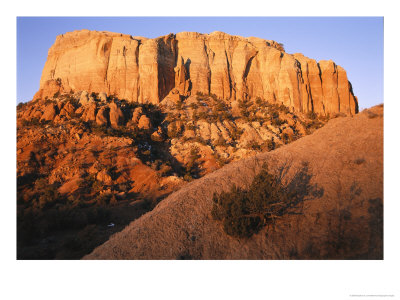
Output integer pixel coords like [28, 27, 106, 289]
[35, 30, 358, 116]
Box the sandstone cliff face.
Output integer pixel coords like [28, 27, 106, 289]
[35, 29, 358, 115]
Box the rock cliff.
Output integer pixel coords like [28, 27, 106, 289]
[35, 30, 358, 116]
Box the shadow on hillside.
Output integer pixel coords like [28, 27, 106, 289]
[277, 161, 325, 215]
[293, 178, 383, 260]
[211, 159, 325, 239]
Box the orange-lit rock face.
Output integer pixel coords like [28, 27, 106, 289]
[35, 30, 358, 115]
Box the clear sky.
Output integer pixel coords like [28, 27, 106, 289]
[17, 17, 383, 109]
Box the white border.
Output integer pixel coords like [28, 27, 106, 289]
[2, 1, 399, 300]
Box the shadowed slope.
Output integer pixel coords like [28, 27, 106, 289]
[84, 105, 383, 260]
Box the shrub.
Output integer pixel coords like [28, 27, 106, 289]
[306, 111, 318, 120]
[21, 118, 41, 127]
[175, 99, 184, 110]
[304, 118, 324, 134]
[196, 91, 208, 101]
[192, 110, 199, 121]
[194, 136, 208, 145]
[34, 178, 60, 209]
[186, 146, 201, 174]
[211, 164, 294, 238]
[197, 111, 209, 121]
[247, 140, 261, 150]
[186, 123, 196, 131]
[183, 173, 194, 182]
[262, 138, 276, 151]
[17, 102, 27, 110]
[238, 99, 251, 118]
[281, 132, 290, 144]
[278, 104, 290, 114]
[167, 122, 180, 139]
[214, 136, 227, 147]
[159, 163, 173, 176]
[190, 103, 199, 110]
[354, 158, 366, 165]
[271, 116, 285, 127]
[209, 93, 219, 101]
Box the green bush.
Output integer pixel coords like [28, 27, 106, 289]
[211, 164, 291, 238]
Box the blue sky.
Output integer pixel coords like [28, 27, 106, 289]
[17, 17, 383, 109]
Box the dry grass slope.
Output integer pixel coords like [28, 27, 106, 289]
[84, 105, 383, 259]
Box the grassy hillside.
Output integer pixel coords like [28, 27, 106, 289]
[85, 105, 383, 259]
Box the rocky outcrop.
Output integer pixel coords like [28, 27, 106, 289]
[40, 103, 58, 121]
[96, 106, 108, 126]
[82, 102, 97, 122]
[84, 105, 383, 260]
[131, 107, 143, 124]
[35, 30, 358, 116]
[138, 114, 152, 130]
[109, 101, 124, 128]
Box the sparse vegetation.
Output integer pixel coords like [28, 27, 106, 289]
[17, 89, 330, 259]
[261, 138, 276, 151]
[211, 164, 288, 237]
[211, 162, 322, 238]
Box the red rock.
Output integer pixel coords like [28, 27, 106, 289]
[138, 115, 152, 130]
[82, 102, 97, 122]
[96, 106, 109, 126]
[40, 103, 58, 121]
[35, 30, 357, 116]
[109, 101, 124, 128]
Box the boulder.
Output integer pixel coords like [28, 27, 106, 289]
[99, 92, 108, 102]
[40, 103, 58, 121]
[210, 123, 222, 143]
[183, 129, 196, 139]
[151, 131, 163, 142]
[82, 102, 97, 122]
[132, 107, 143, 124]
[138, 115, 152, 130]
[62, 102, 75, 115]
[96, 169, 112, 184]
[96, 107, 109, 126]
[79, 91, 89, 105]
[109, 102, 124, 128]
